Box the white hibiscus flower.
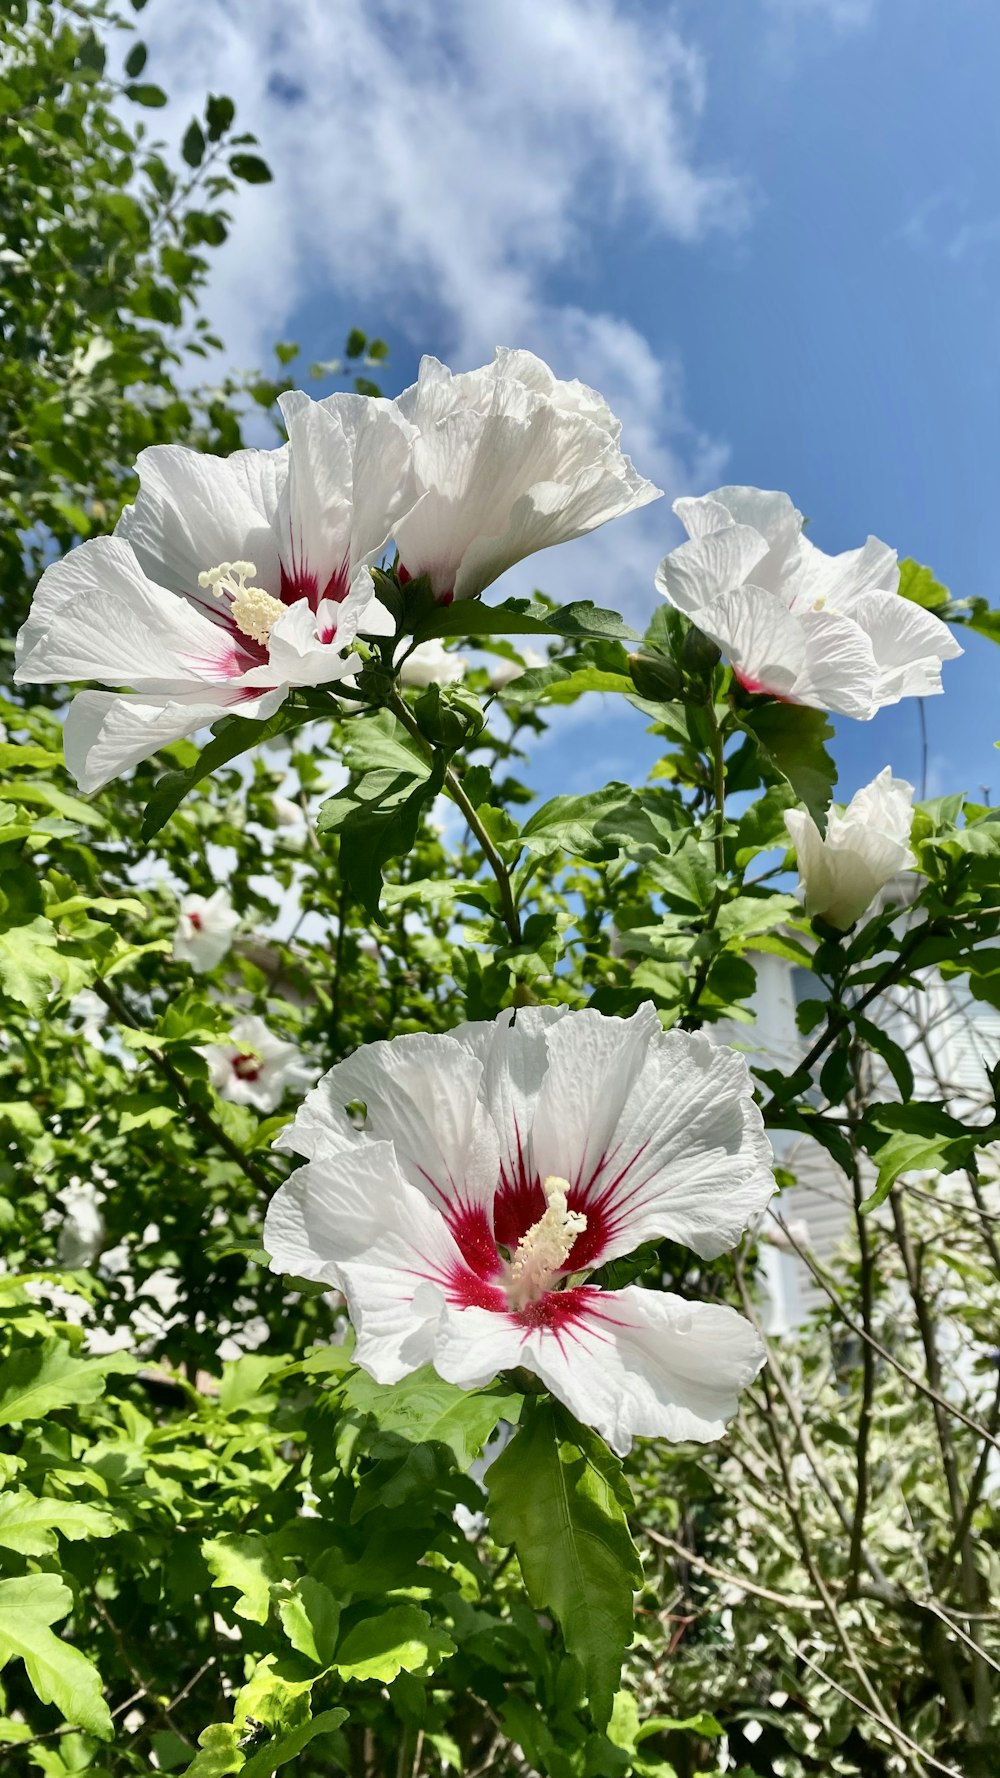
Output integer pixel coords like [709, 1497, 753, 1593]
[392, 349, 662, 604]
[200, 1014, 315, 1114]
[655, 486, 961, 719]
[264, 1004, 773, 1456]
[14, 392, 416, 790]
[172, 886, 240, 973]
[397, 638, 467, 688]
[786, 767, 916, 931]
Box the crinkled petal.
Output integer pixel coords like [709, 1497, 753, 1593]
[654, 524, 771, 617]
[532, 1011, 774, 1266]
[433, 1286, 766, 1455]
[14, 537, 240, 689]
[116, 444, 286, 603]
[275, 1032, 500, 1223]
[265, 1145, 467, 1382]
[62, 685, 288, 793]
[450, 1006, 570, 1245]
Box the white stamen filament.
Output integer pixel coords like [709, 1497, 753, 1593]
[507, 1175, 587, 1310]
[198, 560, 285, 647]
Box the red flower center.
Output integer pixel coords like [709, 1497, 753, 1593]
[231, 1052, 262, 1082]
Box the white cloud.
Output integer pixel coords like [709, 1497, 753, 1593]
[142, 0, 746, 620]
[762, 0, 876, 29]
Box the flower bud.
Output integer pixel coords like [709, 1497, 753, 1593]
[628, 652, 682, 702]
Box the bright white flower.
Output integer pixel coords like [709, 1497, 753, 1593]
[264, 1004, 773, 1455]
[392, 349, 662, 604]
[14, 391, 416, 790]
[173, 887, 240, 973]
[200, 1014, 315, 1114]
[397, 639, 467, 688]
[69, 988, 107, 1047]
[57, 1181, 106, 1269]
[272, 794, 303, 827]
[785, 767, 916, 931]
[488, 646, 547, 691]
[655, 486, 961, 719]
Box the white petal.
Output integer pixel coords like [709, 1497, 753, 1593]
[15, 537, 236, 689]
[117, 444, 286, 602]
[276, 1032, 500, 1222]
[790, 532, 898, 613]
[62, 685, 288, 792]
[450, 1007, 570, 1244]
[654, 524, 770, 618]
[534, 1013, 774, 1264]
[529, 1002, 662, 1199]
[434, 1286, 766, 1456]
[265, 1145, 464, 1382]
[850, 590, 962, 709]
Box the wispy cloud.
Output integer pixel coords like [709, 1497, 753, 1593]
[896, 190, 1000, 263]
[762, 0, 877, 31]
[140, 0, 747, 619]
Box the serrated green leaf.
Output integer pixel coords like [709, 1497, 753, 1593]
[334, 1603, 454, 1682]
[0, 1491, 120, 1557]
[0, 1339, 135, 1426]
[414, 596, 640, 646]
[276, 1577, 340, 1668]
[0, 1574, 112, 1739]
[488, 1400, 642, 1727]
[738, 704, 837, 826]
[241, 1709, 347, 1778]
[340, 1367, 520, 1467]
[202, 1533, 284, 1623]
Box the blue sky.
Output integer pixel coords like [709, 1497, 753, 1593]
[149, 0, 1000, 807]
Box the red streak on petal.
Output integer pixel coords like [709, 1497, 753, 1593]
[280, 559, 350, 612]
[188, 912, 203, 931]
[231, 1053, 262, 1082]
[445, 1263, 508, 1313]
[446, 1201, 503, 1281]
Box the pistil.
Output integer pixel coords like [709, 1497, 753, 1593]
[198, 561, 285, 647]
[508, 1175, 587, 1310]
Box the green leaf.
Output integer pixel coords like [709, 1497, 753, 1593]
[897, 558, 950, 611]
[277, 1578, 340, 1668]
[501, 663, 633, 706]
[334, 1603, 454, 1683]
[180, 1723, 243, 1777]
[0, 1340, 134, 1426]
[229, 153, 272, 184]
[0, 1491, 120, 1557]
[202, 1533, 284, 1624]
[857, 1101, 997, 1213]
[181, 120, 205, 167]
[205, 94, 235, 139]
[414, 596, 640, 646]
[316, 716, 444, 921]
[340, 1367, 520, 1468]
[0, 1574, 113, 1739]
[126, 82, 168, 106]
[124, 40, 147, 76]
[241, 1710, 348, 1778]
[140, 705, 311, 839]
[487, 1400, 642, 1728]
[738, 703, 837, 825]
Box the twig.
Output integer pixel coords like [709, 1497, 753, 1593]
[645, 1527, 823, 1611]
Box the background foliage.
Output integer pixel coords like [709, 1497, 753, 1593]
[4, 4, 1000, 1777]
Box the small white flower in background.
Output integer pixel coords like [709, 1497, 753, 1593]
[201, 1013, 315, 1114]
[488, 646, 547, 692]
[397, 638, 467, 688]
[173, 886, 240, 974]
[57, 1181, 106, 1269]
[392, 348, 662, 604]
[272, 794, 303, 827]
[786, 767, 916, 931]
[264, 1003, 774, 1456]
[69, 988, 107, 1047]
[13, 391, 414, 791]
[761, 1216, 811, 1252]
[655, 486, 961, 719]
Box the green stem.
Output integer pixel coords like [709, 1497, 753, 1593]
[388, 690, 523, 947]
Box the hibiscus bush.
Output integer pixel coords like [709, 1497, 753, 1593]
[6, 5, 1000, 1778]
